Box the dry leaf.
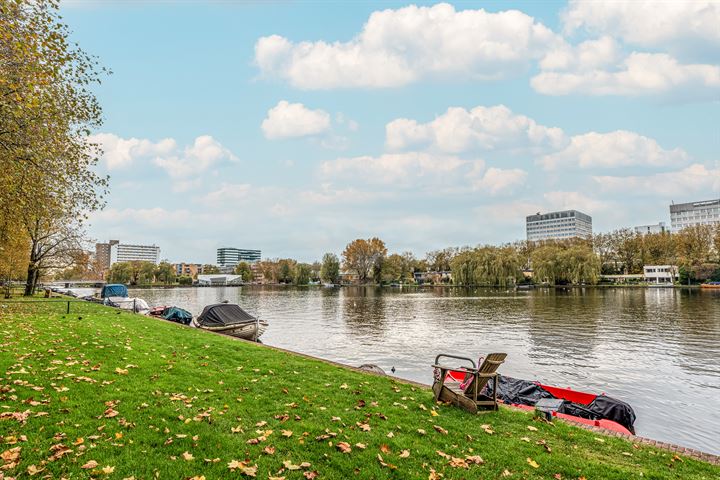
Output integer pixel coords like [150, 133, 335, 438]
[527, 425, 538, 431]
[527, 457, 540, 468]
[81, 460, 98, 469]
[355, 443, 366, 449]
[399, 449, 410, 458]
[336, 441, 352, 453]
[433, 425, 448, 435]
[281, 430, 293, 437]
[182, 451, 194, 461]
[102, 465, 116, 474]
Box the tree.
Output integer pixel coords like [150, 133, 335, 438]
[23, 215, 84, 295]
[293, 263, 312, 285]
[426, 248, 457, 272]
[108, 262, 131, 284]
[177, 275, 193, 285]
[1, 1, 108, 294]
[155, 262, 176, 284]
[276, 259, 297, 284]
[342, 238, 387, 284]
[320, 253, 340, 284]
[234, 261, 253, 282]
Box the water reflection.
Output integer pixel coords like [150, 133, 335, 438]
[130, 285, 720, 455]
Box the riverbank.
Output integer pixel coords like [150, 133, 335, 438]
[1, 300, 718, 478]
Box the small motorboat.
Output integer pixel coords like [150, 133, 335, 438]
[105, 296, 151, 315]
[445, 371, 636, 435]
[192, 303, 267, 341]
[700, 281, 720, 289]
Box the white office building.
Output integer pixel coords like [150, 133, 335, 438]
[634, 222, 668, 235]
[526, 210, 593, 241]
[217, 247, 261, 267]
[110, 242, 161, 265]
[669, 199, 720, 232]
[643, 265, 679, 284]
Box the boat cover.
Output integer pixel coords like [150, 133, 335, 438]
[484, 376, 636, 433]
[100, 284, 128, 298]
[161, 306, 193, 325]
[196, 304, 256, 327]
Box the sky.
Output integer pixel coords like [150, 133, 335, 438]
[60, 0, 720, 263]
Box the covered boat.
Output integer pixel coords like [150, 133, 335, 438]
[192, 303, 267, 341]
[105, 297, 151, 315]
[446, 371, 636, 435]
[161, 306, 193, 325]
[100, 284, 128, 299]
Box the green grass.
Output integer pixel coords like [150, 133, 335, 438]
[0, 300, 717, 479]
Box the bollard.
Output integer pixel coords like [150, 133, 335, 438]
[66, 301, 70, 314]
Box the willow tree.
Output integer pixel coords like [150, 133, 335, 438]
[1, 0, 108, 294]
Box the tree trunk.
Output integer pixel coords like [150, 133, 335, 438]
[24, 262, 37, 296]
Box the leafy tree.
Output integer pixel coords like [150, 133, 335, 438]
[177, 275, 193, 285]
[277, 259, 297, 284]
[320, 253, 340, 284]
[234, 261, 253, 282]
[108, 262, 131, 284]
[1, 1, 108, 294]
[155, 262, 176, 284]
[425, 248, 457, 271]
[293, 263, 312, 285]
[23, 216, 84, 294]
[342, 237, 387, 284]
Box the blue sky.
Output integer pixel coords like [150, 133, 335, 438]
[61, 1, 720, 263]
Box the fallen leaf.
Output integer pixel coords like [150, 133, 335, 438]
[399, 449, 410, 458]
[355, 443, 366, 449]
[433, 425, 448, 435]
[81, 460, 98, 469]
[102, 465, 115, 474]
[281, 430, 293, 437]
[182, 451, 194, 461]
[527, 425, 538, 431]
[263, 446, 276, 455]
[303, 471, 318, 479]
[336, 442, 352, 453]
[527, 457, 539, 468]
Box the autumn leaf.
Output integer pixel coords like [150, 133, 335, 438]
[81, 460, 98, 469]
[430, 409, 439, 417]
[115, 367, 128, 375]
[399, 449, 410, 458]
[466, 455, 484, 465]
[102, 465, 116, 474]
[182, 451, 194, 461]
[433, 425, 448, 435]
[263, 446, 276, 455]
[281, 430, 293, 437]
[303, 471, 319, 479]
[481, 424, 494, 434]
[527, 457, 540, 468]
[27, 464, 44, 476]
[377, 453, 397, 470]
[355, 443, 366, 449]
[380, 444, 391, 453]
[527, 425, 538, 431]
[336, 442, 352, 453]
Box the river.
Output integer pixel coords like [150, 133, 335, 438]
[125, 285, 720, 455]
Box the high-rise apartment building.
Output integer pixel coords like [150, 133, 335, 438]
[669, 199, 720, 232]
[634, 222, 668, 235]
[95, 240, 161, 269]
[526, 210, 593, 242]
[217, 247, 261, 267]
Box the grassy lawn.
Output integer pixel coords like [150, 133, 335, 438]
[0, 300, 717, 479]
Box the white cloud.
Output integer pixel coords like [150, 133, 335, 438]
[470, 167, 528, 195]
[320, 152, 476, 187]
[539, 36, 620, 72]
[92, 133, 238, 180]
[532, 52, 720, 97]
[90, 133, 176, 170]
[593, 163, 720, 196]
[539, 130, 689, 170]
[562, 1, 720, 53]
[386, 104, 566, 153]
[261, 100, 331, 139]
[153, 135, 238, 178]
[255, 3, 560, 89]
[543, 191, 611, 214]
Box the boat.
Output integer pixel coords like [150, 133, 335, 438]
[445, 371, 636, 435]
[100, 284, 129, 299]
[191, 303, 267, 341]
[105, 297, 151, 315]
[700, 281, 720, 289]
[153, 306, 193, 325]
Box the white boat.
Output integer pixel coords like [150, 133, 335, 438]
[105, 296, 151, 315]
[191, 303, 267, 341]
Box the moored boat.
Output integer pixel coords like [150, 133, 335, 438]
[192, 303, 267, 341]
[700, 281, 720, 289]
[446, 371, 636, 435]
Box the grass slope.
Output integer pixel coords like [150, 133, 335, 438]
[0, 300, 717, 479]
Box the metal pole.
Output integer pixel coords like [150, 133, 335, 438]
[66, 301, 70, 314]
[133, 298, 137, 313]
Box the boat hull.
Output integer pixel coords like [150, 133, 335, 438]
[193, 319, 268, 341]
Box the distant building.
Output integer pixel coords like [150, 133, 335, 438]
[197, 274, 244, 286]
[217, 247, 261, 267]
[174, 263, 204, 279]
[643, 265, 679, 284]
[634, 222, 668, 235]
[526, 210, 593, 242]
[669, 199, 720, 232]
[95, 240, 160, 268]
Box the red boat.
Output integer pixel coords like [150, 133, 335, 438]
[445, 370, 636, 435]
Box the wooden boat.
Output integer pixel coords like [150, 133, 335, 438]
[192, 303, 267, 341]
[700, 282, 720, 289]
[445, 370, 636, 435]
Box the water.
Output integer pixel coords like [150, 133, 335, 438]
[128, 286, 720, 455]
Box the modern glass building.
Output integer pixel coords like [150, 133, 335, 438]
[526, 210, 593, 241]
[669, 199, 720, 232]
[217, 247, 261, 267]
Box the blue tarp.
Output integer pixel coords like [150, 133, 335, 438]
[100, 284, 128, 298]
[161, 307, 193, 325]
